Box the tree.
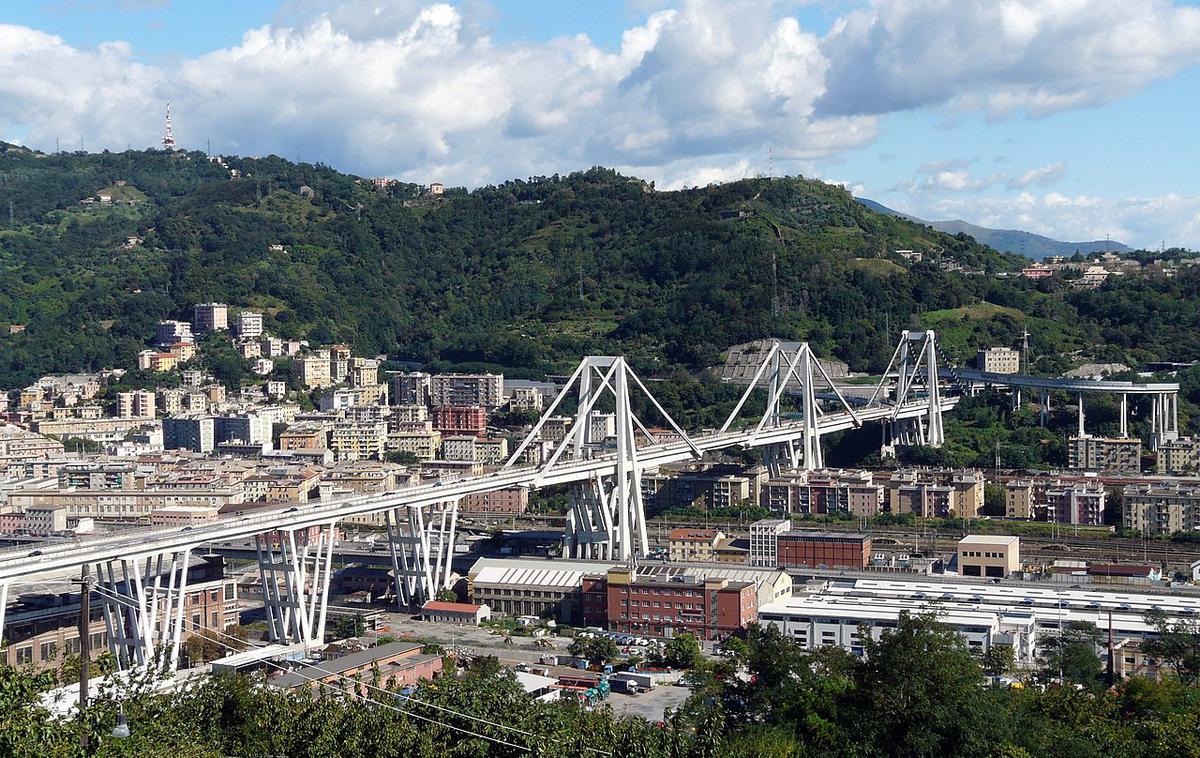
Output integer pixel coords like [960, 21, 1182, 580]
[656, 632, 702, 669]
[1141, 609, 1200, 685]
[568, 636, 619, 666]
[980, 643, 1015, 677]
[327, 613, 366, 641]
[1041, 621, 1103, 688]
[435, 588, 458, 602]
[850, 612, 993, 757]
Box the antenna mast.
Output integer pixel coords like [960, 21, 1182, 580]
[162, 101, 176, 150]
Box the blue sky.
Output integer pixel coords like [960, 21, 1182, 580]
[2, 0, 1199, 247]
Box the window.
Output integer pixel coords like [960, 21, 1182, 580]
[16, 647, 32, 664]
[91, 633, 105, 650]
[40, 641, 57, 661]
[65, 637, 80, 655]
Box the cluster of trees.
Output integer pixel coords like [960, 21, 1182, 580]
[4, 613, 1200, 756]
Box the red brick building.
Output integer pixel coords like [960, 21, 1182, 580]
[461, 487, 529, 514]
[593, 568, 757, 641]
[776, 531, 870, 570]
[432, 405, 487, 436]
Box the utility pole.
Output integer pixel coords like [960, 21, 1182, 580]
[75, 564, 93, 751]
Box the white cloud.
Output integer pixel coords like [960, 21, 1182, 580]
[818, 0, 1200, 117]
[0, 0, 875, 186]
[921, 191, 1200, 249]
[1006, 161, 1066, 189]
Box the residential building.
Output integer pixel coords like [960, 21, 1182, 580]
[602, 567, 758, 641]
[763, 469, 882, 516]
[193, 303, 229, 333]
[116, 390, 156, 419]
[0, 426, 65, 466]
[11, 486, 245, 521]
[442, 435, 478, 462]
[1069, 436, 1142, 473]
[154, 320, 194, 348]
[667, 529, 725, 562]
[279, 425, 329, 450]
[432, 405, 487, 436]
[24, 504, 68, 533]
[137, 350, 178, 372]
[163, 416, 215, 453]
[348, 358, 378, 388]
[461, 488, 528, 514]
[1045, 482, 1106, 526]
[976, 347, 1021, 374]
[32, 417, 150, 444]
[429, 373, 503, 409]
[957, 535, 1020, 578]
[643, 463, 763, 512]
[58, 462, 136, 490]
[214, 413, 271, 446]
[508, 386, 544, 412]
[885, 469, 984, 518]
[1157, 437, 1200, 475]
[150, 505, 222, 526]
[392, 372, 431, 406]
[475, 437, 508, 465]
[297, 352, 334, 389]
[330, 420, 387, 461]
[1004, 479, 1035, 519]
[1122, 482, 1200, 535]
[2, 556, 238, 672]
[387, 429, 441, 461]
[236, 310, 263, 338]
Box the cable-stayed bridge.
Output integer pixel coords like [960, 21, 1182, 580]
[0, 329, 1167, 671]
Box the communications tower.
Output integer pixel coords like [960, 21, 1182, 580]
[162, 101, 176, 150]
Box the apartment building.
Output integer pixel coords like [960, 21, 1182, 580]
[508, 386, 544, 411]
[330, 421, 388, 462]
[642, 464, 763, 512]
[193, 303, 228, 333]
[236, 310, 264, 338]
[164, 417, 215, 453]
[387, 429, 442, 461]
[461, 487, 529, 514]
[392, 372, 431, 406]
[1045, 482, 1106, 526]
[763, 469, 882, 516]
[1122, 482, 1200, 535]
[279, 424, 329, 450]
[667, 529, 725, 562]
[976, 347, 1021, 374]
[885, 469, 984, 518]
[116, 389, 156, 419]
[431, 405, 486, 436]
[57, 462, 136, 490]
[297, 352, 334, 389]
[429, 373, 503, 409]
[1069, 436, 1142, 473]
[1157, 437, 1200, 475]
[155, 320, 194, 348]
[348, 358, 378, 388]
[0, 426, 65, 465]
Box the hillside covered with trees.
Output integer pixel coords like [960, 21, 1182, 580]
[0, 143, 1196, 392]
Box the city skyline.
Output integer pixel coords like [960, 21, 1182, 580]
[2, 0, 1200, 247]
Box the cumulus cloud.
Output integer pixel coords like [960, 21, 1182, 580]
[818, 0, 1200, 117]
[895, 159, 1066, 195]
[0, 0, 876, 185]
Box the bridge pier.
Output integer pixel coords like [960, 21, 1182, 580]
[93, 549, 194, 672]
[1120, 393, 1128, 438]
[255, 523, 336, 646]
[385, 500, 459, 610]
[1077, 394, 1086, 438]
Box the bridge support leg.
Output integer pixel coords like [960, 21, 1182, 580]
[255, 523, 337, 646]
[0, 581, 8, 650]
[1120, 393, 1128, 438]
[94, 549, 192, 673]
[386, 500, 459, 611]
[1039, 389, 1049, 426]
[1077, 394, 1086, 438]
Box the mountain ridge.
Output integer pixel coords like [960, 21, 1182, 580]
[854, 196, 1131, 259]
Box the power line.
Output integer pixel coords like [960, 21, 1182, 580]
[84, 584, 557, 754]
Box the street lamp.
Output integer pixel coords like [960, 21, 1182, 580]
[111, 707, 130, 740]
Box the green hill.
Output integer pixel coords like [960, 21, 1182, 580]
[0, 144, 1196, 390]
